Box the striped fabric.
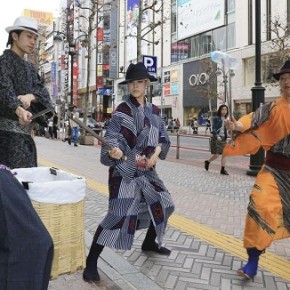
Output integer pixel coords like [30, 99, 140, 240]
[97, 96, 175, 250]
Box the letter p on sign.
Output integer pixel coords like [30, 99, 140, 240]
[142, 55, 157, 73]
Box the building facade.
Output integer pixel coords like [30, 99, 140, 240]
[42, 0, 290, 129]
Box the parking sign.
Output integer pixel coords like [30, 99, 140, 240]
[142, 55, 157, 73]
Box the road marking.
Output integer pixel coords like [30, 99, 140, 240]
[38, 158, 290, 281]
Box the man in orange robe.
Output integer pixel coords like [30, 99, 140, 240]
[224, 59, 290, 280]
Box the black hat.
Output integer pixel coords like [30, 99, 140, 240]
[119, 62, 157, 84]
[273, 60, 290, 80]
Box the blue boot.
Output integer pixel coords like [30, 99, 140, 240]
[237, 248, 264, 280]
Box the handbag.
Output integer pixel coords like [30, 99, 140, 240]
[210, 136, 226, 154]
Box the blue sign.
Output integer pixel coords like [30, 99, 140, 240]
[142, 55, 157, 73]
[97, 88, 112, 95]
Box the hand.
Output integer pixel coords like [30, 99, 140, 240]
[146, 155, 158, 168]
[17, 94, 36, 109]
[15, 106, 33, 125]
[145, 145, 161, 168]
[217, 136, 222, 141]
[108, 147, 123, 160]
[226, 117, 237, 131]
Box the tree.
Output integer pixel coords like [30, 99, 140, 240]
[73, 0, 103, 143]
[126, 0, 168, 62]
[262, 14, 290, 87]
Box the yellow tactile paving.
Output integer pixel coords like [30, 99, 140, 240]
[38, 158, 290, 282]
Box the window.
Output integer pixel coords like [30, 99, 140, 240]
[212, 26, 227, 51]
[170, 0, 236, 62]
[227, 23, 235, 49]
[200, 32, 213, 55]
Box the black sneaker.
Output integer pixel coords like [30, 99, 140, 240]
[204, 160, 210, 171]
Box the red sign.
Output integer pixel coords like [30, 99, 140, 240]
[97, 28, 103, 41]
[96, 76, 103, 88]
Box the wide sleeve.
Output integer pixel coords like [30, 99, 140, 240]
[100, 103, 137, 180]
[211, 117, 219, 137]
[223, 99, 290, 156]
[0, 60, 22, 119]
[27, 62, 53, 114]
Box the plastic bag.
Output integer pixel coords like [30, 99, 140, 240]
[13, 167, 86, 204]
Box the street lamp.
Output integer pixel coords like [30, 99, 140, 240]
[247, 0, 265, 176]
[53, 31, 89, 108]
[211, 51, 237, 146]
[215, 67, 235, 112]
[210, 51, 237, 116]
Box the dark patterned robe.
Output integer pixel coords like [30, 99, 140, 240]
[0, 49, 52, 169]
[0, 165, 53, 290]
[97, 96, 175, 250]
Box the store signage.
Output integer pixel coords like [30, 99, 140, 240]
[142, 55, 157, 73]
[189, 72, 209, 86]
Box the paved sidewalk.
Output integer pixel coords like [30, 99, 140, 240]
[33, 137, 290, 290]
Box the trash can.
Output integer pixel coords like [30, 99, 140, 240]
[13, 167, 86, 279]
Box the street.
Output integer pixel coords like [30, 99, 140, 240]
[33, 136, 290, 290]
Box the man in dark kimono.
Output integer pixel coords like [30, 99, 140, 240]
[0, 16, 53, 169]
[0, 16, 54, 290]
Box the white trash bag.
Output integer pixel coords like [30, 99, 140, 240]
[13, 167, 86, 204]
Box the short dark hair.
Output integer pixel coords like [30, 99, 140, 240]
[6, 30, 22, 47]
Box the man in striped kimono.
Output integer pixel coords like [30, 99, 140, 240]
[83, 62, 175, 283]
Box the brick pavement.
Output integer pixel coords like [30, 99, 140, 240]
[33, 137, 290, 290]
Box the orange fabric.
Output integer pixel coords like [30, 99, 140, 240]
[243, 166, 290, 249]
[223, 97, 290, 157]
[239, 112, 254, 131]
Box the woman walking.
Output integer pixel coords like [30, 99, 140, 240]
[204, 104, 229, 175]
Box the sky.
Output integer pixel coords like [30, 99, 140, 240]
[0, 0, 60, 52]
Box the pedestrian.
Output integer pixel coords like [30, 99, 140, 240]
[63, 118, 72, 145]
[48, 117, 53, 139]
[83, 62, 175, 283]
[224, 59, 290, 280]
[175, 117, 180, 132]
[52, 112, 58, 139]
[69, 106, 79, 147]
[192, 118, 199, 134]
[205, 117, 211, 134]
[204, 104, 229, 175]
[0, 16, 53, 168]
[0, 16, 54, 290]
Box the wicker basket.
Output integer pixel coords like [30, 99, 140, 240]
[13, 167, 86, 279]
[31, 199, 86, 279]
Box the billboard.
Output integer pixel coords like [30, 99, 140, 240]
[23, 9, 53, 25]
[177, 0, 225, 41]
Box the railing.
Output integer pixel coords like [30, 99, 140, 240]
[169, 131, 250, 160]
[173, 133, 210, 159]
